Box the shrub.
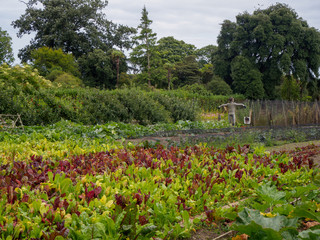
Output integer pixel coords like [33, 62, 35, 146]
[54, 73, 83, 88]
[149, 91, 200, 122]
[206, 76, 233, 95]
[180, 83, 211, 96]
[113, 88, 172, 125]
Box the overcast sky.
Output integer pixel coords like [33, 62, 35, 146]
[1, 0, 320, 64]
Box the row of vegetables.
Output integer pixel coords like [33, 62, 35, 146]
[1, 139, 320, 239]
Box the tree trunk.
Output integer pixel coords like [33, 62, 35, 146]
[167, 69, 171, 90]
[116, 57, 120, 88]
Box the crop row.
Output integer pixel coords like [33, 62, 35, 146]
[0, 144, 319, 239]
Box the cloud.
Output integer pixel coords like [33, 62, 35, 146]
[1, 0, 320, 63]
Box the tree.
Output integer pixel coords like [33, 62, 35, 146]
[0, 28, 14, 65]
[12, 0, 135, 62]
[200, 63, 214, 84]
[130, 6, 157, 87]
[111, 49, 125, 87]
[206, 76, 232, 95]
[156, 36, 196, 64]
[214, 3, 320, 99]
[78, 49, 115, 88]
[174, 55, 201, 87]
[30, 47, 79, 77]
[163, 62, 175, 90]
[280, 75, 300, 100]
[196, 44, 217, 68]
[231, 56, 264, 99]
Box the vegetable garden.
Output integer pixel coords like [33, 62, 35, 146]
[1, 121, 320, 239]
[2, 66, 320, 239]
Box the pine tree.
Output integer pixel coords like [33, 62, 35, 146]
[130, 6, 157, 87]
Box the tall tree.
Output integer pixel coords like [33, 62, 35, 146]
[12, 0, 135, 62]
[174, 55, 201, 87]
[231, 56, 264, 99]
[0, 28, 14, 65]
[111, 49, 125, 87]
[130, 6, 157, 87]
[196, 44, 217, 67]
[78, 49, 114, 88]
[214, 3, 320, 99]
[30, 47, 79, 77]
[156, 36, 196, 64]
[163, 62, 175, 90]
[154, 36, 196, 89]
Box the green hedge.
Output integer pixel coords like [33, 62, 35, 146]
[157, 89, 246, 112]
[0, 64, 245, 125]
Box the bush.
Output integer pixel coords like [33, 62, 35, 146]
[206, 76, 233, 95]
[54, 73, 83, 88]
[149, 91, 199, 122]
[180, 83, 211, 96]
[113, 88, 172, 125]
[0, 64, 240, 125]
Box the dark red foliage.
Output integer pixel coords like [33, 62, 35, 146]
[115, 194, 128, 209]
[84, 185, 102, 203]
[134, 193, 143, 205]
[235, 169, 244, 181]
[138, 215, 148, 225]
[53, 197, 69, 210]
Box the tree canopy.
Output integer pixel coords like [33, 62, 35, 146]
[30, 47, 79, 77]
[130, 6, 157, 86]
[12, 0, 135, 62]
[0, 28, 14, 65]
[214, 3, 320, 99]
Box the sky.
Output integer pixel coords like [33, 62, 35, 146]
[1, 0, 320, 64]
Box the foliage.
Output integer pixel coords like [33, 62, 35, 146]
[214, 3, 320, 99]
[12, 0, 135, 62]
[78, 49, 116, 88]
[0, 27, 14, 65]
[180, 83, 211, 96]
[280, 75, 301, 100]
[0, 64, 52, 89]
[156, 36, 196, 64]
[130, 6, 157, 87]
[30, 47, 80, 77]
[206, 76, 233, 96]
[199, 63, 214, 84]
[54, 73, 84, 88]
[112, 88, 172, 125]
[174, 55, 201, 87]
[196, 45, 217, 67]
[111, 49, 126, 87]
[231, 56, 264, 99]
[161, 89, 245, 112]
[0, 141, 319, 239]
[0, 66, 200, 125]
[148, 91, 200, 122]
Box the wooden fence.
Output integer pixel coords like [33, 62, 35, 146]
[0, 114, 24, 131]
[238, 100, 320, 127]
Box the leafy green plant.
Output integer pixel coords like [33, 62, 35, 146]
[232, 208, 299, 240]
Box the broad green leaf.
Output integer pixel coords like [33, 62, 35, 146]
[232, 208, 298, 239]
[299, 229, 320, 240]
[256, 182, 286, 205]
[293, 204, 320, 222]
[60, 178, 73, 194]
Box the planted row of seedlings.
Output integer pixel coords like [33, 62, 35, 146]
[0, 144, 320, 239]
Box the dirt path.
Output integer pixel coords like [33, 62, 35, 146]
[266, 140, 320, 152]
